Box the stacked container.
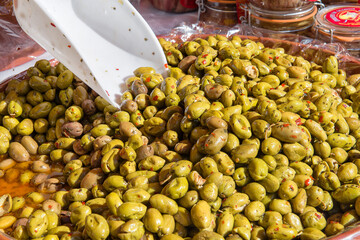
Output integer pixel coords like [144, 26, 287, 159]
[197, 0, 242, 26]
[244, 0, 323, 34]
[313, 4, 360, 57]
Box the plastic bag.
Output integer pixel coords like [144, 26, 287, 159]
[0, 1, 45, 72]
[133, 0, 198, 35]
[1, 20, 360, 240]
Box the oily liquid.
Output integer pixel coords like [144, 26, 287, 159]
[0, 178, 35, 197]
[0, 156, 37, 197]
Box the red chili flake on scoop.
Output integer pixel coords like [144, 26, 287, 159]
[305, 178, 311, 186]
[48, 205, 52, 209]
[202, 54, 208, 58]
[291, 135, 298, 138]
[222, 220, 225, 224]
[153, 95, 158, 101]
[274, 227, 279, 231]
[164, 63, 168, 68]
[269, 57, 273, 60]
[137, 112, 141, 116]
[319, 115, 324, 123]
[211, 132, 216, 137]
[150, 167, 153, 171]
[68, 45, 71, 48]
[315, 213, 322, 219]
[171, 85, 175, 89]
[344, 212, 350, 217]
[310, 176, 315, 180]
[205, 143, 209, 147]
[82, 202, 86, 205]
[167, 52, 172, 56]
[50, 23, 56, 27]
[289, 185, 294, 191]
[146, 77, 151, 82]
[283, 123, 290, 127]
[202, 60, 207, 65]
[282, 178, 287, 183]
[276, 56, 280, 59]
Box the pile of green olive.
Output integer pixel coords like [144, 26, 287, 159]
[1, 34, 360, 240]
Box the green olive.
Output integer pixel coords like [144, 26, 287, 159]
[26, 210, 48, 238]
[190, 200, 211, 230]
[266, 223, 297, 240]
[84, 214, 110, 240]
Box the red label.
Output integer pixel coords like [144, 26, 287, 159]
[236, 0, 249, 24]
[180, 0, 197, 9]
[325, 7, 360, 27]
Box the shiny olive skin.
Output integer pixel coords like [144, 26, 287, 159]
[85, 214, 110, 240]
[191, 200, 212, 230]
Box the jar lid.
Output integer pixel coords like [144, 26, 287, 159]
[249, 0, 314, 11]
[249, 3, 316, 22]
[315, 4, 360, 41]
[205, 0, 237, 10]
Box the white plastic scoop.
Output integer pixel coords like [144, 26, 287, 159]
[13, 0, 168, 107]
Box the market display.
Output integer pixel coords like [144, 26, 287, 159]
[0, 34, 360, 240]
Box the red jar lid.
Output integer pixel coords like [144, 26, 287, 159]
[315, 4, 360, 42]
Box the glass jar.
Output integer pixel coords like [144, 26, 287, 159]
[248, 3, 318, 33]
[198, 0, 239, 26]
[249, 0, 315, 11]
[149, 0, 198, 12]
[313, 4, 360, 57]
